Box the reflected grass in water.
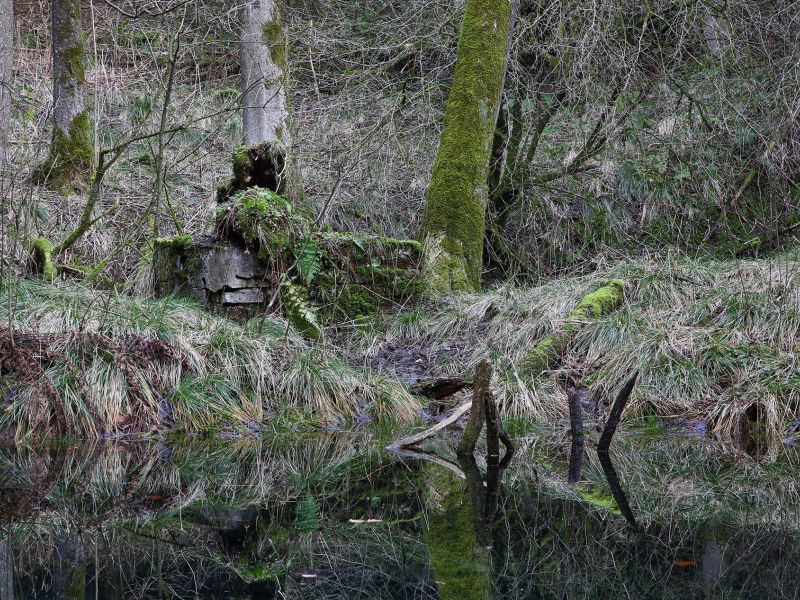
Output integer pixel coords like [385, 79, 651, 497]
[1, 431, 800, 598]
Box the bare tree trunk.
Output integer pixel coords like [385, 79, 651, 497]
[419, 0, 517, 295]
[0, 530, 13, 600]
[239, 0, 302, 201]
[0, 0, 12, 175]
[37, 0, 93, 192]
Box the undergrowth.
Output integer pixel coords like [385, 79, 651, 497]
[0, 278, 418, 439]
[373, 252, 800, 438]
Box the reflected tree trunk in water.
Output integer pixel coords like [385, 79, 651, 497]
[0, 529, 13, 600]
[425, 464, 491, 600]
[87, 560, 124, 600]
[567, 387, 584, 484]
[702, 540, 725, 592]
[53, 534, 86, 600]
[424, 446, 514, 599]
[597, 451, 639, 531]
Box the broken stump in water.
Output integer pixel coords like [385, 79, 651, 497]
[389, 359, 514, 460]
[567, 386, 585, 484]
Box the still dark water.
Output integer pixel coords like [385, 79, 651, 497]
[1, 431, 799, 599]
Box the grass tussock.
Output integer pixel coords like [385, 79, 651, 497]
[379, 252, 800, 437]
[0, 278, 418, 439]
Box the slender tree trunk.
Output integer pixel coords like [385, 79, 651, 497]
[0, 530, 13, 600]
[38, 0, 93, 192]
[239, 0, 302, 201]
[419, 0, 517, 295]
[0, 0, 12, 175]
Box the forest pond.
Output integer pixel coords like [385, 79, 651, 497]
[1, 430, 799, 599]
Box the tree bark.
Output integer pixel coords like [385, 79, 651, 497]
[239, 0, 302, 201]
[567, 387, 584, 484]
[0, 0, 14, 174]
[419, 0, 517, 295]
[484, 389, 500, 464]
[0, 0, 12, 175]
[38, 0, 93, 192]
[597, 372, 639, 454]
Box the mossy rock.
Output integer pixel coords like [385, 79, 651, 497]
[216, 187, 309, 261]
[157, 197, 423, 333]
[312, 234, 422, 320]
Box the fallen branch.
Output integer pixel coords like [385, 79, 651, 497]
[386, 400, 472, 450]
[389, 447, 466, 479]
[411, 377, 471, 399]
[521, 280, 625, 377]
[388, 358, 514, 458]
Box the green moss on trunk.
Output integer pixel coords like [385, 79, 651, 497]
[32, 237, 57, 281]
[425, 466, 490, 600]
[262, 20, 287, 71]
[36, 111, 93, 193]
[419, 0, 514, 295]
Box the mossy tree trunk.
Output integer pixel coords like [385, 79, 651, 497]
[38, 0, 93, 192]
[239, 0, 302, 202]
[419, 0, 517, 295]
[0, 0, 12, 175]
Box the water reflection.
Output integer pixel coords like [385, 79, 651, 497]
[0, 435, 799, 599]
[597, 451, 639, 530]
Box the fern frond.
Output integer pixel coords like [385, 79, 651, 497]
[295, 238, 321, 286]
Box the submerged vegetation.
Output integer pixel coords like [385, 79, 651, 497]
[3, 433, 800, 598]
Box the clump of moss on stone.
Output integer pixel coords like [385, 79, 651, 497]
[312, 233, 423, 320]
[521, 279, 626, 376]
[154, 234, 193, 251]
[216, 187, 309, 261]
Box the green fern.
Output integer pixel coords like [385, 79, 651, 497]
[282, 282, 321, 340]
[294, 238, 321, 286]
[295, 493, 321, 534]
